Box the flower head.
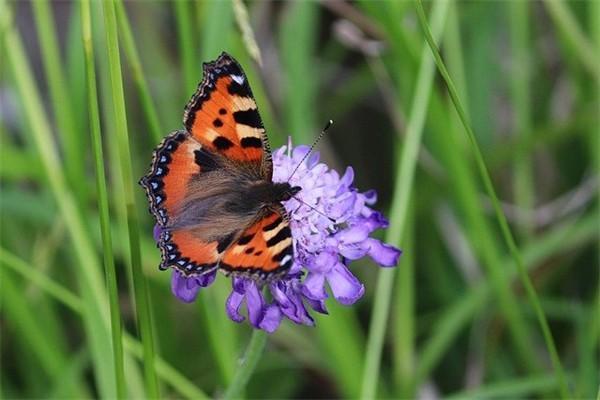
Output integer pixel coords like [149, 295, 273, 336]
[165, 141, 401, 332]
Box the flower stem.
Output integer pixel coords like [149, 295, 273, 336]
[222, 330, 268, 400]
[415, 1, 569, 398]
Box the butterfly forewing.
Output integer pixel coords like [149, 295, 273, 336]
[183, 53, 272, 179]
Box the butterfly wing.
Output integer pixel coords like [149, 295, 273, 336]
[220, 206, 294, 279]
[140, 131, 227, 273]
[183, 52, 272, 179]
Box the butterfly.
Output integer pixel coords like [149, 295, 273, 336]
[140, 52, 300, 280]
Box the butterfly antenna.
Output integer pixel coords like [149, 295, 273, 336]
[287, 119, 333, 182]
[292, 195, 336, 224]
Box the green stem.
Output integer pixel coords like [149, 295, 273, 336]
[115, 0, 163, 143]
[222, 330, 268, 400]
[31, 0, 85, 202]
[510, 0, 534, 240]
[415, 1, 569, 398]
[101, 0, 160, 397]
[81, 1, 126, 397]
[359, 1, 449, 398]
[542, 0, 600, 84]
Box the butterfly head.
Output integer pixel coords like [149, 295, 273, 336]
[272, 182, 301, 202]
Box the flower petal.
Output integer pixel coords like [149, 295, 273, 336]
[153, 224, 162, 242]
[259, 305, 283, 333]
[302, 272, 327, 300]
[366, 238, 402, 267]
[326, 263, 365, 305]
[171, 271, 201, 303]
[243, 280, 265, 327]
[226, 290, 245, 323]
[335, 225, 370, 244]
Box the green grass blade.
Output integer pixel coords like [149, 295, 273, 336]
[360, 1, 449, 398]
[115, 0, 163, 143]
[509, 0, 534, 240]
[1, 247, 82, 312]
[31, 0, 86, 202]
[279, 1, 319, 143]
[174, 0, 198, 94]
[415, 1, 569, 396]
[542, 0, 600, 84]
[100, 0, 160, 396]
[447, 374, 567, 400]
[393, 210, 414, 398]
[81, 0, 126, 397]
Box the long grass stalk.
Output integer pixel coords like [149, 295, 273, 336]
[447, 374, 567, 400]
[360, 1, 449, 398]
[115, 0, 163, 143]
[415, 1, 569, 397]
[542, 0, 600, 84]
[1, 2, 115, 396]
[100, 0, 160, 397]
[222, 330, 268, 400]
[81, 1, 126, 397]
[510, 0, 534, 240]
[393, 210, 414, 398]
[173, 0, 197, 94]
[31, 0, 85, 201]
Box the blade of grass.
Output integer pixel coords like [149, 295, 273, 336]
[279, 1, 319, 143]
[415, 2, 569, 397]
[1, 247, 82, 312]
[542, 0, 600, 84]
[510, 0, 534, 240]
[360, 1, 449, 398]
[393, 209, 414, 398]
[81, 0, 126, 397]
[447, 374, 567, 400]
[100, 0, 160, 396]
[173, 0, 197, 94]
[31, 0, 86, 202]
[1, 3, 115, 397]
[232, 0, 262, 66]
[115, 0, 163, 143]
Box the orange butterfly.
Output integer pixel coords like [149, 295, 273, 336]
[140, 52, 299, 280]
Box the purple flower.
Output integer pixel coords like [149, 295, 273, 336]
[163, 141, 401, 332]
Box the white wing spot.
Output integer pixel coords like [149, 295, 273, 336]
[231, 74, 245, 85]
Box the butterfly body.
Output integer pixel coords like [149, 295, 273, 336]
[141, 53, 297, 281]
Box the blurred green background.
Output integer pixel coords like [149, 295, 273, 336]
[1, 0, 598, 399]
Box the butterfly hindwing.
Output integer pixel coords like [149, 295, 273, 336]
[183, 52, 272, 178]
[220, 206, 294, 278]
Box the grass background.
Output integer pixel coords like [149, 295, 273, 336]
[1, 0, 598, 398]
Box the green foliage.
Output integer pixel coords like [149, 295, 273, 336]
[1, 1, 597, 399]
